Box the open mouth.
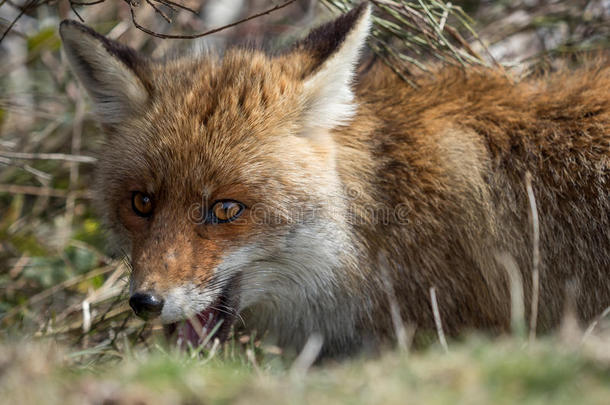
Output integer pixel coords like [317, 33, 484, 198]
[164, 280, 239, 349]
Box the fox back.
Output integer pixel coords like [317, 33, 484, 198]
[60, 4, 610, 357]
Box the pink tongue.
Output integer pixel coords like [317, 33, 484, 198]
[176, 309, 216, 348]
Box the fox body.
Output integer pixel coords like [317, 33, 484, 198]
[60, 4, 610, 357]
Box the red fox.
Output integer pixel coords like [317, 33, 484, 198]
[59, 3, 609, 357]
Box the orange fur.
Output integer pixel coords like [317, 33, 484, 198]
[60, 4, 609, 357]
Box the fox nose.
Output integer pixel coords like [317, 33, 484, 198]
[129, 292, 164, 320]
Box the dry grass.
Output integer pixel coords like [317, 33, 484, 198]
[322, 0, 495, 85]
[1, 334, 610, 405]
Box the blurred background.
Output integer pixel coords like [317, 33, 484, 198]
[0, 0, 609, 357]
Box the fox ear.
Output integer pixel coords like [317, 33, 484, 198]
[59, 20, 150, 125]
[294, 3, 371, 131]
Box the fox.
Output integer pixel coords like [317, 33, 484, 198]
[59, 3, 610, 358]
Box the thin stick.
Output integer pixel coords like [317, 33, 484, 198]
[0, 0, 39, 43]
[40, 305, 131, 336]
[429, 287, 448, 353]
[581, 306, 610, 343]
[155, 0, 197, 15]
[438, 1, 450, 32]
[1, 264, 116, 323]
[246, 348, 262, 375]
[206, 338, 221, 362]
[290, 333, 323, 377]
[0, 184, 93, 199]
[71, 0, 106, 5]
[129, 0, 297, 39]
[0, 158, 53, 183]
[525, 172, 540, 342]
[8, 255, 29, 279]
[496, 252, 526, 337]
[84, 267, 131, 348]
[146, 0, 172, 23]
[69, 1, 85, 22]
[64, 86, 86, 249]
[379, 254, 410, 352]
[82, 299, 91, 333]
[0, 151, 97, 163]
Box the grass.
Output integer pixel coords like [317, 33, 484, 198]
[1, 335, 609, 404]
[322, 0, 494, 86]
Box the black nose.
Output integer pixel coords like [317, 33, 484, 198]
[129, 292, 164, 320]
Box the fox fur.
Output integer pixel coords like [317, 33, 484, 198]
[59, 3, 610, 357]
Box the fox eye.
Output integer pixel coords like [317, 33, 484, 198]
[209, 200, 245, 224]
[132, 192, 153, 217]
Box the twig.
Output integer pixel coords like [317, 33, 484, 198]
[0, 184, 93, 198]
[52, 282, 126, 326]
[0, 158, 53, 184]
[82, 299, 92, 332]
[70, 239, 113, 265]
[0, 151, 97, 163]
[155, 0, 197, 15]
[1, 264, 116, 324]
[69, 1, 85, 22]
[94, 270, 130, 325]
[63, 85, 86, 249]
[438, 1, 450, 32]
[129, 0, 297, 39]
[525, 171, 540, 342]
[0, 0, 39, 43]
[444, 25, 486, 65]
[325, 0, 491, 85]
[429, 287, 448, 353]
[83, 266, 131, 349]
[496, 252, 526, 338]
[289, 333, 323, 377]
[146, 0, 172, 23]
[39, 305, 131, 336]
[417, 0, 465, 67]
[155, 0, 176, 12]
[70, 0, 106, 5]
[246, 348, 262, 375]
[581, 306, 610, 343]
[8, 255, 29, 279]
[206, 338, 221, 362]
[379, 253, 410, 352]
[97, 312, 131, 359]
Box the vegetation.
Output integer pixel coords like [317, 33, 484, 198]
[2, 335, 610, 404]
[0, 1, 608, 403]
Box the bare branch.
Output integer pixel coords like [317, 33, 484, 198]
[70, 0, 106, 5]
[155, 0, 197, 15]
[146, 0, 172, 24]
[0, 0, 42, 43]
[0, 151, 97, 163]
[69, 1, 85, 23]
[129, 0, 297, 40]
[0, 184, 93, 198]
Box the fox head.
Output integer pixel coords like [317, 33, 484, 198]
[60, 4, 372, 344]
